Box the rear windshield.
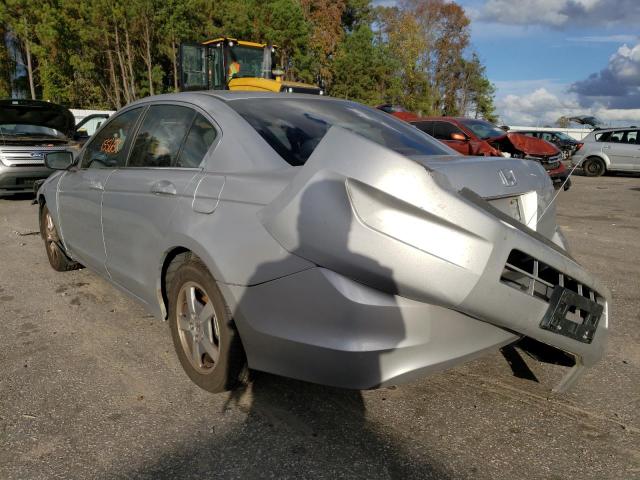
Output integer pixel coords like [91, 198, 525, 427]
[227, 98, 452, 165]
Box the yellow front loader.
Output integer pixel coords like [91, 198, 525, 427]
[179, 37, 322, 94]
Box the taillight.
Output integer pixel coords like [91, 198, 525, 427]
[575, 143, 583, 151]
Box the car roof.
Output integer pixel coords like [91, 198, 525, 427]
[592, 126, 638, 132]
[122, 91, 348, 110]
[412, 116, 480, 122]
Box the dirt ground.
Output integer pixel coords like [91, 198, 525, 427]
[0, 174, 639, 480]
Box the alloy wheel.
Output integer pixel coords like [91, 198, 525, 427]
[176, 282, 221, 374]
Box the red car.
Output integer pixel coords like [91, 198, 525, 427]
[410, 117, 570, 190]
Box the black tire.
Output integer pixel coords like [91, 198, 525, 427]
[168, 256, 246, 393]
[582, 156, 606, 177]
[40, 204, 82, 272]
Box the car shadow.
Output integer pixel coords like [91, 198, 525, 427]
[122, 372, 450, 479]
[572, 168, 640, 179]
[0, 192, 35, 201]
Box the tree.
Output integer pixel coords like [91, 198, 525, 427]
[0, 0, 495, 116]
[329, 24, 398, 105]
[0, 23, 12, 97]
[2, 0, 40, 99]
[460, 53, 496, 122]
[301, 0, 346, 85]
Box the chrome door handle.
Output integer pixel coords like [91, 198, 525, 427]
[151, 180, 177, 196]
[89, 180, 104, 191]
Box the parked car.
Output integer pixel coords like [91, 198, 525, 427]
[412, 117, 571, 190]
[571, 127, 640, 176]
[0, 99, 109, 197]
[512, 130, 583, 160]
[37, 92, 608, 394]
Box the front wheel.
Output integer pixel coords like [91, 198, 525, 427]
[40, 205, 81, 272]
[168, 256, 246, 393]
[582, 157, 606, 177]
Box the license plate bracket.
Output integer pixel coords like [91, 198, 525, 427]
[540, 286, 603, 344]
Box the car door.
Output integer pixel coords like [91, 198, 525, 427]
[73, 113, 111, 146]
[57, 107, 143, 274]
[602, 130, 633, 170]
[622, 130, 640, 171]
[101, 103, 219, 306]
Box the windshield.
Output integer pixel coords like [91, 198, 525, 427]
[228, 98, 453, 166]
[226, 45, 269, 79]
[0, 124, 65, 139]
[459, 119, 506, 140]
[554, 132, 574, 141]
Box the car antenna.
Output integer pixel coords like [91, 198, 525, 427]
[528, 162, 581, 226]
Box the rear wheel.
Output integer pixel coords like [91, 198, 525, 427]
[40, 205, 81, 272]
[582, 157, 606, 177]
[168, 256, 246, 393]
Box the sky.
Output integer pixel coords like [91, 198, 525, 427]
[374, 0, 640, 126]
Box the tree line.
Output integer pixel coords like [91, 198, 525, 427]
[0, 0, 496, 121]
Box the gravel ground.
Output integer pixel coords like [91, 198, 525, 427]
[0, 174, 638, 480]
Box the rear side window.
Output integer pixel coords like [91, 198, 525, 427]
[176, 113, 217, 168]
[608, 131, 625, 143]
[625, 130, 639, 144]
[81, 108, 142, 169]
[128, 105, 195, 168]
[227, 98, 451, 166]
[413, 121, 435, 136]
[432, 121, 464, 140]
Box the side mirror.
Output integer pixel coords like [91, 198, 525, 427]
[450, 132, 467, 141]
[45, 151, 75, 170]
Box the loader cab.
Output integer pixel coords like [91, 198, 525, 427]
[179, 37, 321, 94]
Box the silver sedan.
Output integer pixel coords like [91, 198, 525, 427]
[37, 92, 609, 393]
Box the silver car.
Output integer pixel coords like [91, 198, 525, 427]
[37, 92, 610, 393]
[571, 127, 640, 176]
[0, 99, 109, 196]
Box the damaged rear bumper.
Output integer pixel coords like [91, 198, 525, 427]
[251, 127, 609, 391]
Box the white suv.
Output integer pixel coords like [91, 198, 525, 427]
[572, 127, 640, 176]
[0, 99, 108, 196]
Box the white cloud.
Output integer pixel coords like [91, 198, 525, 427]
[497, 87, 640, 126]
[567, 35, 639, 43]
[570, 42, 640, 108]
[496, 41, 640, 125]
[480, 0, 640, 27]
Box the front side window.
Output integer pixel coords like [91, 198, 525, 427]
[432, 121, 464, 140]
[128, 105, 195, 168]
[227, 98, 452, 166]
[541, 132, 554, 142]
[227, 45, 265, 79]
[81, 108, 142, 169]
